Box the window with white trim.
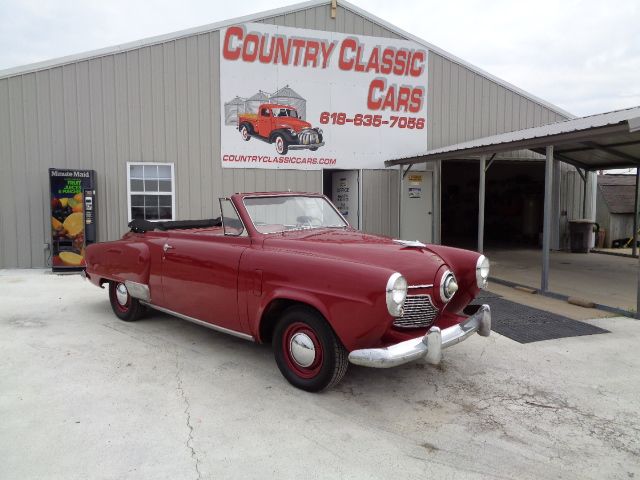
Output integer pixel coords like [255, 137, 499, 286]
[127, 163, 175, 221]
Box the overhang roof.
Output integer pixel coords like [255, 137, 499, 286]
[385, 106, 640, 171]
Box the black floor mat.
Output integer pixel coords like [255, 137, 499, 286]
[471, 293, 609, 344]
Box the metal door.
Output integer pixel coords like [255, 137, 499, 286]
[400, 171, 433, 243]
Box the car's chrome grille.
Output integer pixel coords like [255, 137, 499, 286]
[299, 129, 319, 145]
[393, 294, 439, 329]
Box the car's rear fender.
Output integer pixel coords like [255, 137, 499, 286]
[85, 237, 151, 288]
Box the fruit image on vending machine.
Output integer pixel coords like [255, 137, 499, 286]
[49, 169, 97, 272]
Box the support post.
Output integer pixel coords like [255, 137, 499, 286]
[542, 146, 554, 292]
[582, 169, 588, 219]
[633, 169, 639, 257]
[635, 168, 640, 318]
[478, 155, 487, 253]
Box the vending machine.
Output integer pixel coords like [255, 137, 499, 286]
[49, 169, 97, 272]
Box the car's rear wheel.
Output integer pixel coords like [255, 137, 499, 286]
[240, 124, 251, 141]
[273, 306, 348, 392]
[108, 281, 145, 322]
[274, 134, 288, 155]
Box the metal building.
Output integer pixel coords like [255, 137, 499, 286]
[0, 0, 591, 268]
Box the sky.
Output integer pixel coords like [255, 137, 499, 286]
[0, 0, 638, 118]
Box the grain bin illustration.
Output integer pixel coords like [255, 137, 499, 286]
[223, 85, 307, 126]
[270, 85, 306, 120]
[223, 96, 247, 126]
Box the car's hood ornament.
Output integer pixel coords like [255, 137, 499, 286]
[393, 239, 427, 248]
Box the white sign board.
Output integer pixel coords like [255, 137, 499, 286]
[220, 23, 428, 170]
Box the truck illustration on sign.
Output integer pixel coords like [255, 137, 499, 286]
[238, 104, 324, 155]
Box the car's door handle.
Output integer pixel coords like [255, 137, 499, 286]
[163, 243, 174, 253]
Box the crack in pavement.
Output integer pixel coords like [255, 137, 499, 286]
[175, 353, 202, 480]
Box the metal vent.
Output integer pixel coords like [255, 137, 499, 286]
[393, 294, 439, 329]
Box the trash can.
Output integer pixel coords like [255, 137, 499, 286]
[568, 219, 594, 253]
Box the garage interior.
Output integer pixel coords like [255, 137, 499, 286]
[441, 159, 545, 249]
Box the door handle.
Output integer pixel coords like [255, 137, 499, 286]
[163, 243, 174, 253]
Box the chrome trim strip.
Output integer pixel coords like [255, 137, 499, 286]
[124, 280, 150, 302]
[140, 302, 255, 342]
[348, 304, 491, 368]
[407, 284, 433, 289]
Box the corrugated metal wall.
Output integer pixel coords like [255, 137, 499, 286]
[0, 1, 579, 267]
[361, 169, 400, 237]
[426, 51, 586, 244]
[0, 3, 404, 268]
[426, 53, 566, 148]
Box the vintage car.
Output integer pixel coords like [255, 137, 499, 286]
[84, 193, 491, 392]
[238, 104, 324, 155]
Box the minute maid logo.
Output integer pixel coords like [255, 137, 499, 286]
[51, 170, 90, 178]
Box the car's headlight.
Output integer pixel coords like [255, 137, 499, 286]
[439, 270, 458, 302]
[386, 272, 407, 317]
[287, 128, 297, 136]
[476, 255, 490, 289]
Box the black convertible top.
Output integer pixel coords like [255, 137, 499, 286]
[128, 218, 222, 233]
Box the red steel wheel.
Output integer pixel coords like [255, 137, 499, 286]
[108, 281, 145, 322]
[274, 134, 288, 155]
[273, 306, 348, 392]
[282, 322, 324, 379]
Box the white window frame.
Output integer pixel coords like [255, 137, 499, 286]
[126, 162, 176, 222]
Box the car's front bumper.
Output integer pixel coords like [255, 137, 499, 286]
[348, 304, 491, 368]
[288, 142, 325, 150]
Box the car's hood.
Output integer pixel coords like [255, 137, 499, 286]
[274, 118, 312, 131]
[262, 228, 446, 285]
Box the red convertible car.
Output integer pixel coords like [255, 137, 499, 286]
[84, 193, 491, 391]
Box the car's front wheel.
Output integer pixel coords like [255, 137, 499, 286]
[273, 306, 348, 392]
[240, 124, 251, 141]
[108, 281, 145, 322]
[274, 134, 288, 155]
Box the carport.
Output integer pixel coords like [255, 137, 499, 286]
[386, 106, 640, 315]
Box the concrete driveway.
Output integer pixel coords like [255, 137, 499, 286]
[486, 248, 638, 312]
[1, 270, 639, 480]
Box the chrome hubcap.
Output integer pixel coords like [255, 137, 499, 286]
[115, 283, 129, 306]
[289, 332, 316, 367]
[276, 138, 283, 152]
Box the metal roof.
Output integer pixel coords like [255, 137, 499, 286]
[224, 96, 246, 106]
[271, 85, 305, 99]
[598, 175, 637, 214]
[385, 106, 640, 171]
[0, 0, 573, 119]
[247, 91, 269, 101]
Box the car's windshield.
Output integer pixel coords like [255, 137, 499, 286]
[276, 108, 298, 118]
[243, 196, 348, 233]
